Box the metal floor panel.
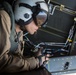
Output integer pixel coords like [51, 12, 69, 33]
[44, 55, 76, 74]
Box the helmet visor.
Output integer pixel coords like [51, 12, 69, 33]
[35, 10, 48, 27]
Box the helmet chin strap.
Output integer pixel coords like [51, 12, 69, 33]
[20, 25, 27, 32]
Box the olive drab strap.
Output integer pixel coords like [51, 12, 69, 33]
[2, 1, 18, 52]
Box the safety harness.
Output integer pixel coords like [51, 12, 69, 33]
[0, 1, 18, 52]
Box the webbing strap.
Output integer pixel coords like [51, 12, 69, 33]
[2, 1, 18, 52]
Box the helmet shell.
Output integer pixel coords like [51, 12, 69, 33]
[14, 0, 48, 26]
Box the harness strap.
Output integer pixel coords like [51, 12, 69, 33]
[2, 1, 18, 52]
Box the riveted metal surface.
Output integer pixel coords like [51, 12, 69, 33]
[45, 55, 76, 73]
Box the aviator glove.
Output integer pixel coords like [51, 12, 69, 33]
[34, 47, 50, 66]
